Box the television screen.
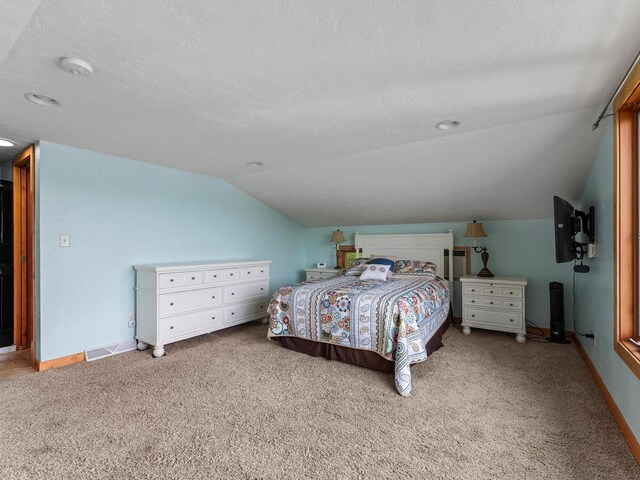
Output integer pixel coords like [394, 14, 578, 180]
[554, 196, 575, 263]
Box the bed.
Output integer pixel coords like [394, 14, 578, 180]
[268, 232, 454, 396]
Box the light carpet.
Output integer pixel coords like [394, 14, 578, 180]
[1, 323, 638, 479]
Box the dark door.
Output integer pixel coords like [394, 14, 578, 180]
[0, 180, 12, 347]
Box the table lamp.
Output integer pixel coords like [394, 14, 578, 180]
[330, 229, 345, 268]
[464, 220, 493, 277]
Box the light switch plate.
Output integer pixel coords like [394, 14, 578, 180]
[59, 234, 70, 247]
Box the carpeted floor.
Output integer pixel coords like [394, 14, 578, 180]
[1, 323, 638, 480]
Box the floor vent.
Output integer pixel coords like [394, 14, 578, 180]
[85, 339, 137, 362]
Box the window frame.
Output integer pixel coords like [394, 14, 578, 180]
[614, 63, 640, 380]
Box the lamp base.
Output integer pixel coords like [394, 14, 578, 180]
[477, 267, 494, 278]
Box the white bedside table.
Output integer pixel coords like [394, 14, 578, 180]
[305, 268, 342, 281]
[460, 275, 528, 343]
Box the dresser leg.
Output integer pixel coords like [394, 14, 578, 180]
[515, 333, 526, 344]
[261, 316, 269, 325]
[152, 345, 165, 358]
[462, 326, 471, 335]
[136, 340, 148, 351]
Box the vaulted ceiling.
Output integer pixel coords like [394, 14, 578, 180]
[1, 0, 639, 226]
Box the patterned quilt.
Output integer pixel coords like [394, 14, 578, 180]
[268, 274, 450, 396]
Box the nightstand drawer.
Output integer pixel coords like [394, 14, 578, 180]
[463, 285, 483, 295]
[481, 287, 502, 296]
[464, 295, 484, 306]
[502, 299, 522, 310]
[502, 287, 523, 298]
[482, 297, 502, 307]
[465, 307, 523, 329]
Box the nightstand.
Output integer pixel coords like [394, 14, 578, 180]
[460, 275, 528, 343]
[305, 268, 342, 281]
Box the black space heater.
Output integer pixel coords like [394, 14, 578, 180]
[547, 282, 571, 344]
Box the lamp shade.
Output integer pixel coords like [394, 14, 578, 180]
[464, 220, 487, 238]
[330, 230, 346, 243]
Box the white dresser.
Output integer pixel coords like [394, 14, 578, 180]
[460, 275, 528, 343]
[134, 260, 271, 357]
[305, 268, 342, 281]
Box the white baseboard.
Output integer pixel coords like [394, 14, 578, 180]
[0, 345, 17, 355]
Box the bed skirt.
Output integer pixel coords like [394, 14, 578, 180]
[271, 303, 453, 374]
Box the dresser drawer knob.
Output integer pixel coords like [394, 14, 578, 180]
[510, 291, 513, 295]
[231, 292, 235, 296]
[471, 300, 475, 303]
[261, 270, 264, 273]
[213, 275, 218, 278]
[170, 279, 174, 282]
[471, 314, 475, 318]
[212, 316, 216, 320]
[191, 276, 195, 280]
[510, 303, 514, 306]
[471, 289, 475, 292]
[510, 319, 514, 322]
[260, 288, 264, 291]
[212, 295, 216, 299]
[490, 290, 494, 293]
[170, 325, 174, 329]
[170, 302, 174, 306]
[489, 301, 494, 305]
[230, 273, 234, 276]
[231, 312, 235, 315]
[247, 271, 251, 274]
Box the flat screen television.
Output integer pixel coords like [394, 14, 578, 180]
[553, 195, 576, 263]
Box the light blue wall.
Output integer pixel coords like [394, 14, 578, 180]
[574, 123, 640, 441]
[37, 142, 306, 361]
[305, 219, 574, 326]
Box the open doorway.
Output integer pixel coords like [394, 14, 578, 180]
[11, 145, 35, 370]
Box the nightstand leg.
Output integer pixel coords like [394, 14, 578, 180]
[515, 333, 526, 344]
[136, 340, 148, 351]
[462, 326, 471, 335]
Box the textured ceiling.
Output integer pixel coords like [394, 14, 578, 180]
[0, 0, 639, 226]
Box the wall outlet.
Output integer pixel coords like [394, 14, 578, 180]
[59, 234, 70, 247]
[127, 314, 135, 328]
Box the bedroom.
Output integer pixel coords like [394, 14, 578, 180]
[0, 0, 639, 478]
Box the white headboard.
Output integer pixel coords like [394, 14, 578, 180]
[354, 230, 454, 287]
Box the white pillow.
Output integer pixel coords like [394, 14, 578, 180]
[360, 264, 390, 281]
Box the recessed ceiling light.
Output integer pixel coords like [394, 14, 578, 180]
[436, 120, 460, 130]
[0, 138, 15, 147]
[59, 56, 94, 76]
[246, 161, 264, 167]
[25, 92, 60, 107]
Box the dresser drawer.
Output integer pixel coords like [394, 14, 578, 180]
[204, 269, 223, 282]
[159, 287, 222, 316]
[224, 281, 268, 303]
[158, 270, 203, 289]
[222, 268, 240, 281]
[256, 265, 269, 277]
[223, 298, 267, 324]
[240, 267, 257, 279]
[158, 308, 222, 340]
[464, 307, 523, 329]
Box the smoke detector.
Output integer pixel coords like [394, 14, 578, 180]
[59, 57, 94, 76]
